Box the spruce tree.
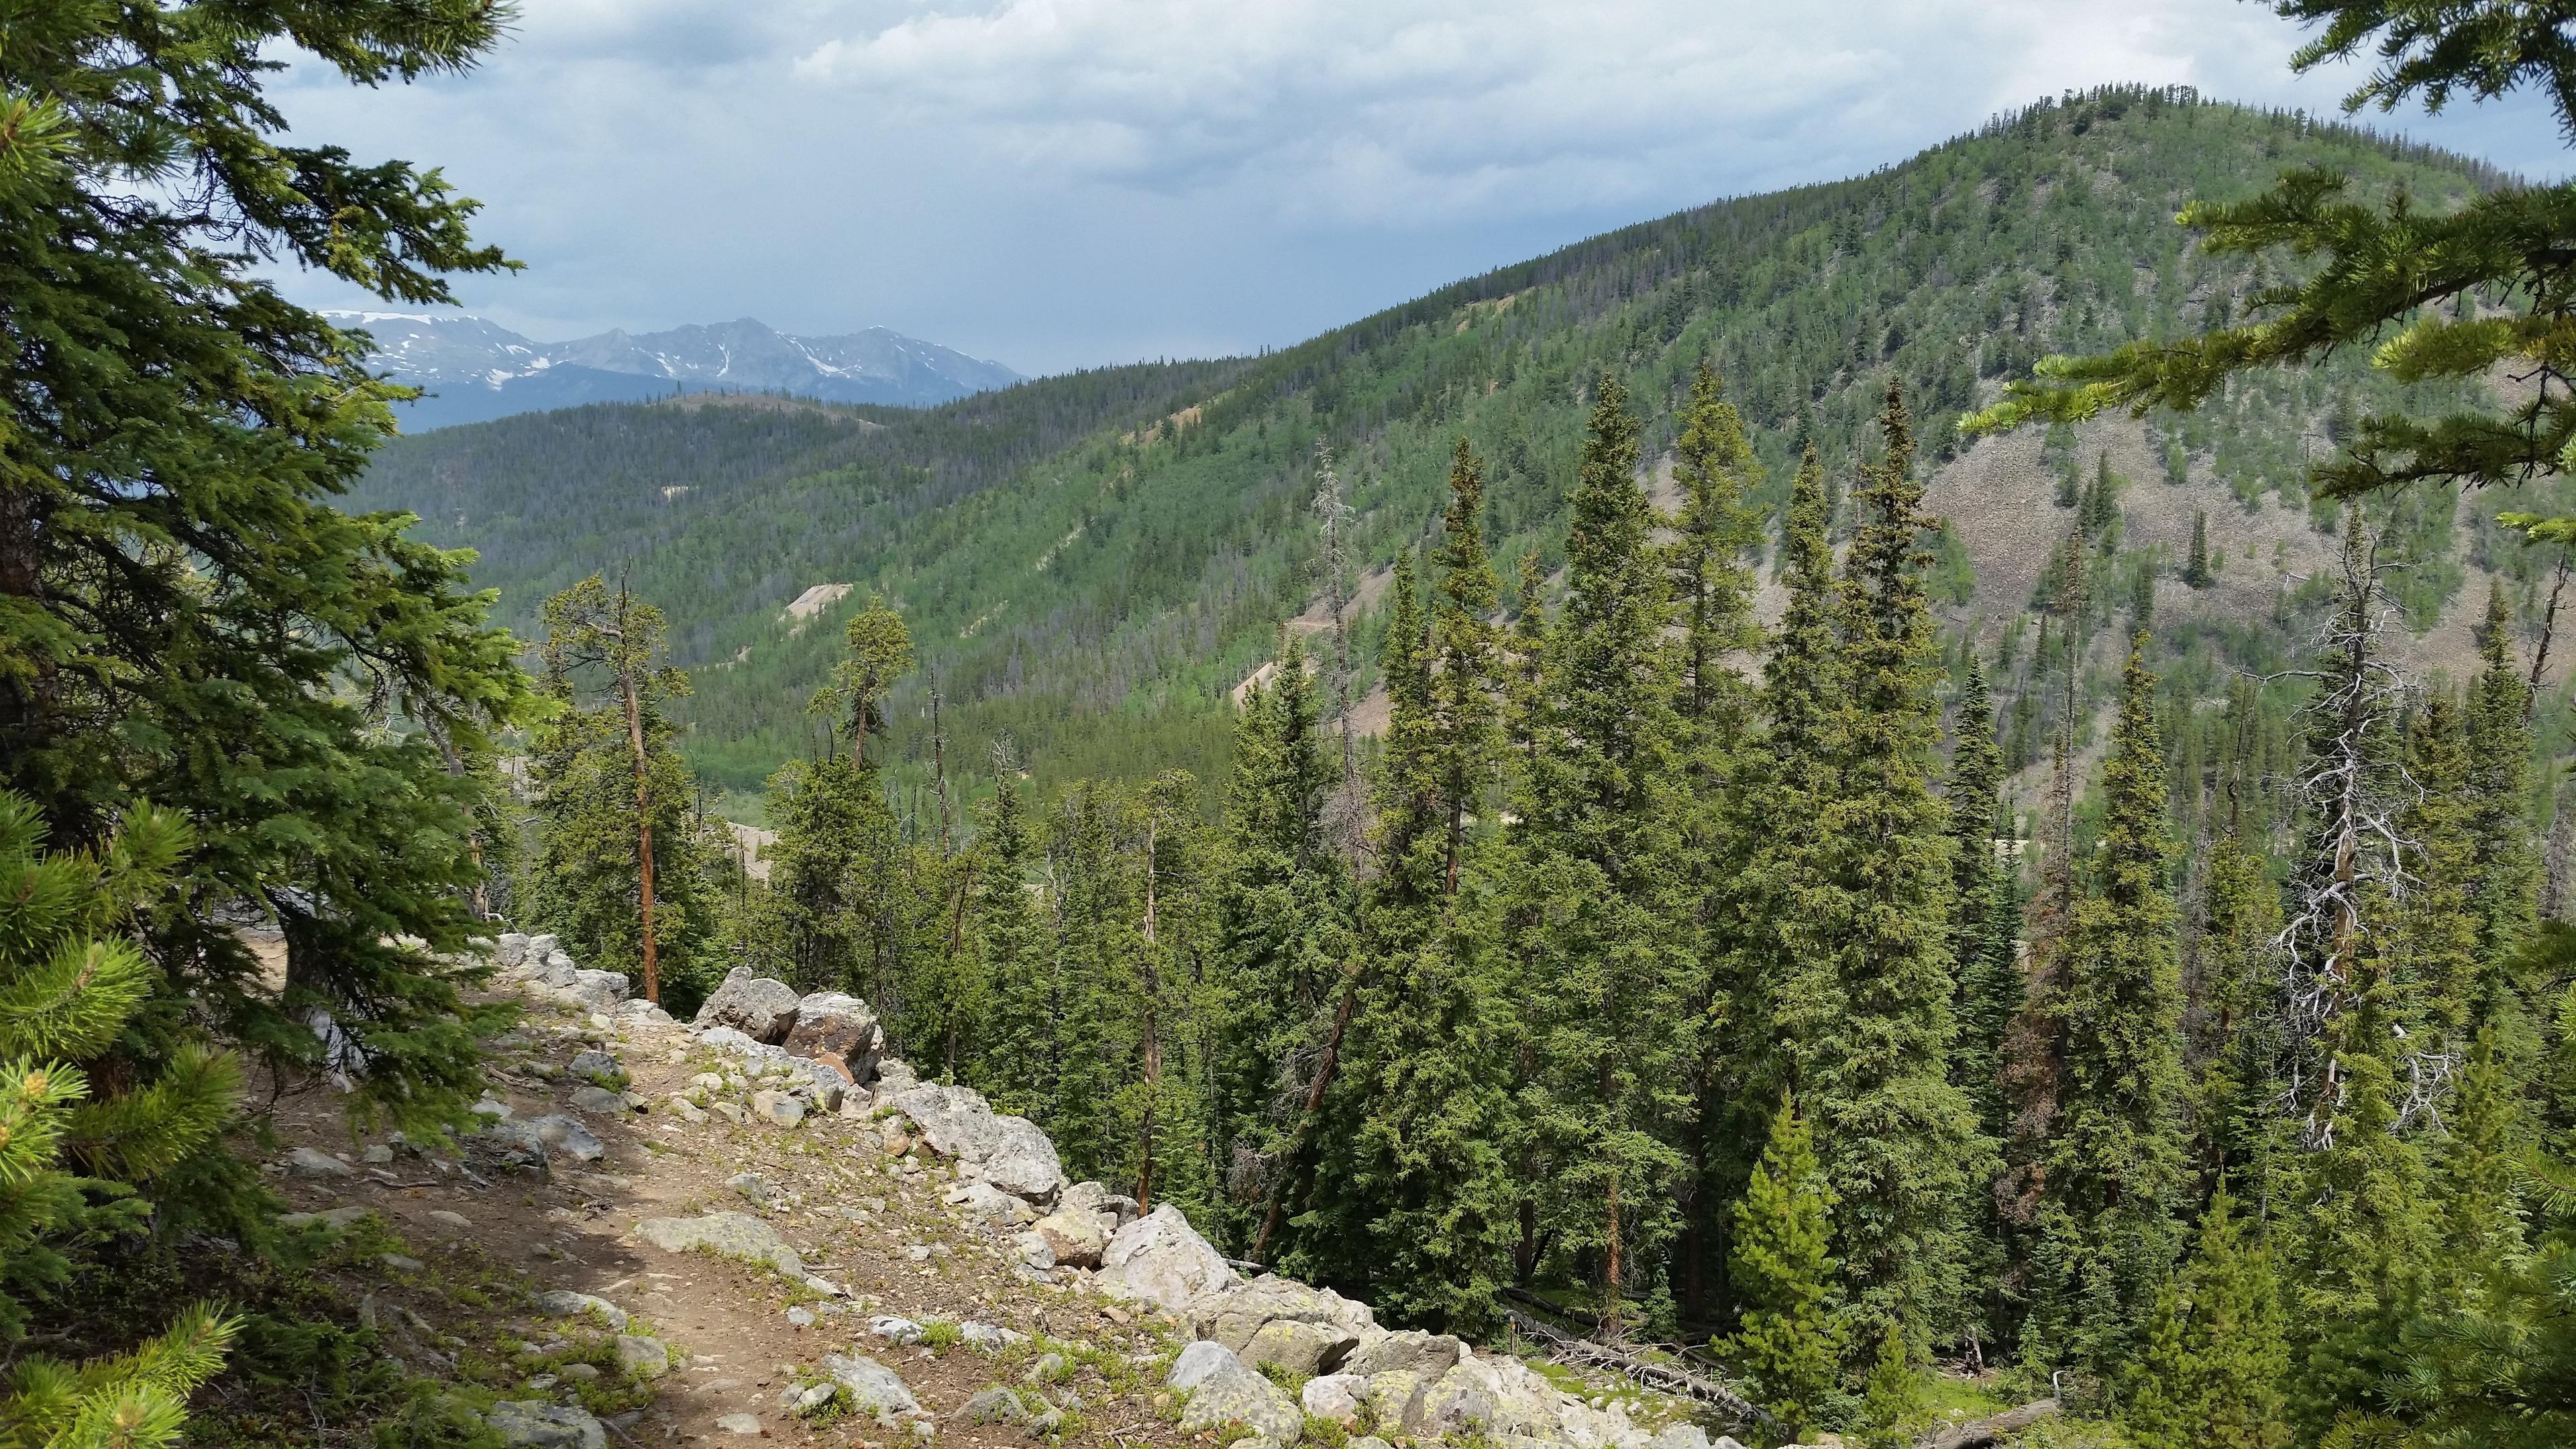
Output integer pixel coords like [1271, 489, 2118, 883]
[531, 576, 712, 1007]
[2465, 587, 2540, 1004]
[2190, 829, 2288, 1195]
[2029, 641, 2190, 1369]
[1719, 1097, 1843, 1444]
[2184, 511, 2214, 589]
[971, 757, 1055, 1114]
[1512, 373, 1692, 1330]
[1810, 382, 1984, 1344]
[2400, 694, 2482, 1049]
[0, 791, 241, 1446]
[1947, 662, 2015, 1137]
[2123, 1193, 2290, 1449]
[0, 0, 529, 1142]
[1303, 439, 1514, 1326]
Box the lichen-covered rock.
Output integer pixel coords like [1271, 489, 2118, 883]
[282, 1146, 352, 1179]
[1097, 1203, 1234, 1312]
[963, 1387, 1029, 1425]
[486, 1401, 606, 1449]
[494, 933, 531, 971]
[1342, 1328, 1464, 1379]
[561, 969, 631, 1010]
[569, 1084, 629, 1116]
[817, 1352, 920, 1416]
[1192, 1275, 1374, 1353]
[1649, 1426, 1714, 1449]
[635, 1212, 803, 1276]
[1243, 1318, 1351, 1377]
[531, 1290, 627, 1331]
[1364, 1371, 1427, 1432]
[694, 968, 802, 1043]
[616, 1334, 670, 1380]
[782, 992, 883, 1073]
[1170, 1342, 1300, 1444]
[1031, 1208, 1107, 1267]
[568, 1049, 623, 1085]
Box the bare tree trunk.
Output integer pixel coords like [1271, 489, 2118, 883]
[1138, 812, 1161, 1212]
[930, 688, 954, 853]
[1603, 1175, 1623, 1340]
[2531, 555, 2572, 719]
[621, 662, 661, 1005]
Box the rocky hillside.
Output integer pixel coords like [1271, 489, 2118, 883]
[259, 938, 1857, 1449]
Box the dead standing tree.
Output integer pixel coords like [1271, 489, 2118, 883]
[2270, 508, 2428, 1144]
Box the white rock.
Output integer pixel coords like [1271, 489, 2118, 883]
[870, 1315, 925, 1344]
[817, 1352, 920, 1416]
[283, 1146, 353, 1179]
[714, 1412, 761, 1435]
[527, 1114, 605, 1163]
[694, 968, 802, 1043]
[1171, 1342, 1300, 1444]
[486, 1400, 605, 1449]
[633, 1212, 803, 1276]
[1097, 1203, 1234, 1313]
[531, 1290, 627, 1331]
[1302, 1374, 1370, 1423]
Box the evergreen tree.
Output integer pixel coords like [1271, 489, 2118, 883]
[1513, 373, 1692, 1330]
[2185, 511, 2214, 589]
[1719, 1097, 1843, 1444]
[753, 754, 905, 1002]
[1303, 439, 1515, 1327]
[1810, 382, 1984, 1344]
[2465, 587, 2540, 1004]
[2190, 829, 2288, 1195]
[531, 576, 712, 1008]
[2123, 1192, 2290, 1449]
[2029, 641, 2190, 1369]
[0, 1, 529, 1142]
[814, 596, 916, 771]
[2399, 694, 2481, 1049]
[0, 790, 241, 1448]
[1947, 662, 2015, 1136]
[971, 755, 1055, 1113]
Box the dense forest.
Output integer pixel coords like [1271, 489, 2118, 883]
[14, 1, 2576, 1448]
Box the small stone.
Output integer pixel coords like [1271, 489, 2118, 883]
[527, 1114, 606, 1163]
[816, 1352, 921, 1415]
[666, 1096, 707, 1124]
[727, 1171, 782, 1203]
[569, 1085, 628, 1116]
[791, 1383, 837, 1415]
[786, 1307, 817, 1328]
[633, 1212, 804, 1276]
[531, 1290, 629, 1332]
[486, 1400, 606, 1449]
[381, 1252, 425, 1272]
[278, 1204, 374, 1231]
[568, 1049, 624, 1085]
[905, 1244, 934, 1263]
[557, 1362, 600, 1383]
[871, 1316, 924, 1344]
[962, 1387, 1028, 1425]
[1023, 1353, 1067, 1385]
[714, 1412, 763, 1435]
[472, 1097, 513, 1120]
[712, 1101, 747, 1124]
[362, 1143, 395, 1164]
[284, 1146, 354, 1179]
[691, 1073, 726, 1093]
[428, 1210, 471, 1229]
[749, 1089, 805, 1128]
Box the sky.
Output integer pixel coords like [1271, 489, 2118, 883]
[273, 0, 2571, 377]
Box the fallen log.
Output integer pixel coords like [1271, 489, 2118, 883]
[1915, 1397, 2059, 1449]
[1499, 1304, 1774, 1431]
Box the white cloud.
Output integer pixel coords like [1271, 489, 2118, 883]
[260, 0, 2569, 373]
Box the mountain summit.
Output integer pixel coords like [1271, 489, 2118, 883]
[331, 313, 1024, 429]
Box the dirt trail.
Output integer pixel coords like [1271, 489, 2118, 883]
[266, 991, 1180, 1448]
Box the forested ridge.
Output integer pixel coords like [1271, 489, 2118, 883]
[15, 0, 2576, 1445]
[353, 87, 2520, 804]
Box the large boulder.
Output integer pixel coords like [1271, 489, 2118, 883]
[1170, 1342, 1300, 1444]
[945, 1180, 1038, 1227]
[1097, 1203, 1234, 1313]
[525, 1114, 604, 1163]
[1031, 1208, 1107, 1267]
[531, 1289, 627, 1331]
[1060, 1180, 1141, 1231]
[634, 1212, 804, 1276]
[1342, 1328, 1464, 1379]
[1301, 1374, 1369, 1424]
[892, 1083, 1065, 1201]
[493, 933, 531, 972]
[1190, 1275, 1374, 1362]
[561, 969, 631, 1010]
[694, 968, 802, 1043]
[1243, 1318, 1350, 1377]
[816, 1352, 920, 1417]
[782, 992, 883, 1075]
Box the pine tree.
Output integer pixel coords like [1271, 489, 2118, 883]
[1513, 373, 1693, 1330]
[2190, 829, 2288, 1196]
[2400, 694, 2482, 1050]
[751, 754, 904, 1002]
[2123, 1192, 2290, 1449]
[528, 576, 727, 1009]
[2184, 511, 2214, 589]
[971, 755, 1055, 1114]
[1670, 360, 1765, 733]
[0, 0, 528, 1146]
[0, 790, 241, 1446]
[2465, 587, 2540, 1004]
[1719, 1097, 1843, 1444]
[815, 597, 916, 772]
[1303, 439, 1514, 1327]
[1947, 663, 2015, 1135]
[1809, 382, 1984, 1343]
[2029, 641, 2190, 1368]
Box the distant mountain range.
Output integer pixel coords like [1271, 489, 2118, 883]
[328, 313, 1024, 430]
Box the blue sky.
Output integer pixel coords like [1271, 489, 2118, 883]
[273, 0, 2569, 376]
